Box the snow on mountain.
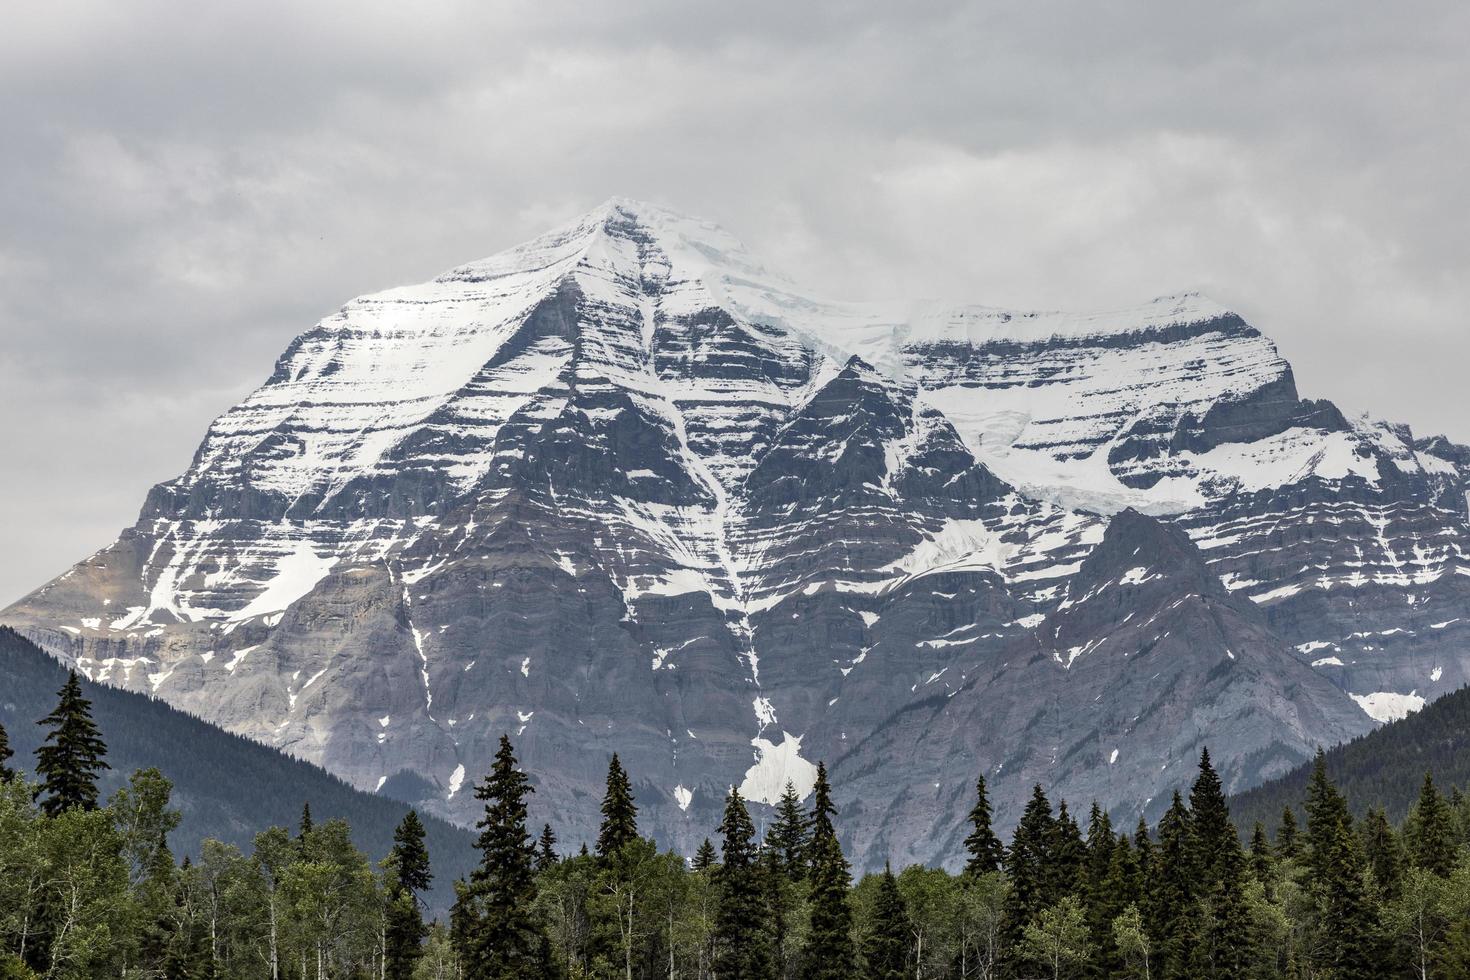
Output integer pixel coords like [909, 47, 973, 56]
[6, 198, 1469, 867]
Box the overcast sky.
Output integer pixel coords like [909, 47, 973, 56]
[2, 0, 1468, 605]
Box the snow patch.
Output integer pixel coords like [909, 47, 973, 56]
[1350, 691, 1426, 723]
[737, 732, 818, 806]
[447, 764, 466, 799]
[674, 785, 693, 812]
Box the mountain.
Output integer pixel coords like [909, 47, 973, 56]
[0, 626, 477, 911]
[1228, 681, 1470, 834]
[6, 198, 1469, 869]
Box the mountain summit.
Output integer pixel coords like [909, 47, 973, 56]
[7, 199, 1469, 867]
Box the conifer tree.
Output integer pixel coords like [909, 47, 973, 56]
[1303, 753, 1376, 980]
[1149, 791, 1198, 979]
[861, 864, 909, 980]
[596, 753, 638, 858]
[1082, 803, 1121, 973]
[1248, 822, 1272, 883]
[962, 775, 1006, 876]
[1005, 785, 1056, 937]
[803, 762, 856, 980]
[300, 801, 314, 837]
[1409, 771, 1455, 877]
[452, 734, 552, 978]
[1133, 817, 1153, 889]
[1276, 805, 1299, 861]
[0, 721, 14, 781]
[1360, 807, 1400, 899]
[1048, 800, 1085, 900]
[767, 781, 811, 879]
[35, 669, 109, 815]
[1188, 748, 1234, 892]
[535, 823, 558, 872]
[713, 787, 774, 980]
[760, 842, 794, 978]
[692, 837, 718, 872]
[386, 809, 433, 980]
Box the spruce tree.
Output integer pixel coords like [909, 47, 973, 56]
[1303, 753, 1376, 980]
[1248, 822, 1272, 884]
[693, 838, 718, 871]
[767, 780, 811, 879]
[34, 669, 109, 815]
[1409, 771, 1455, 877]
[595, 753, 638, 858]
[760, 842, 793, 979]
[1188, 747, 1234, 891]
[1149, 791, 1198, 980]
[713, 787, 774, 980]
[1004, 785, 1056, 936]
[861, 864, 909, 980]
[1048, 800, 1085, 901]
[1082, 803, 1120, 973]
[1360, 807, 1400, 899]
[535, 823, 558, 872]
[452, 734, 552, 978]
[0, 721, 14, 782]
[802, 762, 856, 980]
[1276, 805, 1299, 861]
[386, 809, 433, 980]
[962, 775, 1005, 876]
[300, 801, 314, 837]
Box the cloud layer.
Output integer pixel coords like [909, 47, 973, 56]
[3, 0, 1467, 603]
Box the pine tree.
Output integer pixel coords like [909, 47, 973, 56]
[1004, 785, 1056, 937]
[1360, 807, 1400, 899]
[692, 838, 718, 871]
[1048, 800, 1085, 902]
[1276, 805, 1299, 861]
[452, 734, 553, 978]
[1303, 752, 1377, 980]
[767, 780, 811, 879]
[34, 669, 109, 815]
[535, 823, 558, 872]
[1082, 803, 1121, 974]
[0, 721, 14, 782]
[713, 787, 774, 979]
[861, 864, 909, 980]
[1188, 747, 1234, 892]
[1149, 791, 1198, 980]
[386, 809, 433, 980]
[802, 762, 856, 980]
[1248, 822, 1272, 884]
[962, 775, 1006, 876]
[595, 753, 638, 858]
[1409, 771, 1455, 877]
[760, 842, 794, 979]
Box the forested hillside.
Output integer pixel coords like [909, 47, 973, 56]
[0, 626, 475, 908]
[1230, 684, 1470, 833]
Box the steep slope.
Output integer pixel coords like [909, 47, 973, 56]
[5, 198, 1468, 868]
[0, 627, 476, 911]
[1228, 681, 1470, 832]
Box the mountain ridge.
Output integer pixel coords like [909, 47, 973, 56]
[6, 198, 1469, 870]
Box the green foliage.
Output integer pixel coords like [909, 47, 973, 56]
[387, 809, 433, 979]
[1020, 895, 1091, 980]
[452, 734, 553, 979]
[713, 787, 774, 979]
[768, 780, 811, 880]
[859, 865, 907, 980]
[802, 762, 855, 980]
[596, 754, 638, 860]
[963, 775, 1005, 877]
[34, 671, 109, 816]
[0, 723, 15, 783]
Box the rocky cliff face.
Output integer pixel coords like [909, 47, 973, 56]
[7, 199, 1468, 867]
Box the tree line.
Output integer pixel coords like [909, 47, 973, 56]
[3, 671, 1470, 978]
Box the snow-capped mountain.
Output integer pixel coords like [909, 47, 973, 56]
[8, 199, 1470, 867]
